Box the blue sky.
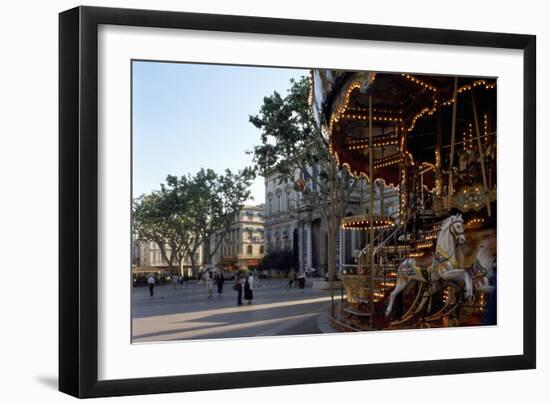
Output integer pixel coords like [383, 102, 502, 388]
[132, 61, 308, 204]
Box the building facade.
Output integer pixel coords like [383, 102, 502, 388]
[135, 240, 203, 276]
[263, 167, 399, 277]
[209, 204, 265, 272]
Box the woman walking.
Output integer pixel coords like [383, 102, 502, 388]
[287, 271, 295, 291]
[234, 273, 243, 306]
[244, 272, 254, 304]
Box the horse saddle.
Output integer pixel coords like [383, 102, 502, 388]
[410, 255, 433, 282]
[414, 255, 433, 267]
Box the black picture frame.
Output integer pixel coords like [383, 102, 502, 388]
[59, 5, 536, 398]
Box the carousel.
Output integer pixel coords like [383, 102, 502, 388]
[311, 70, 497, 331]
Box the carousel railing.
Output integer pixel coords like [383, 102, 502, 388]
[357, 192, 436, 261]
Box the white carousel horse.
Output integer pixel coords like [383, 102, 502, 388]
[385, 214, 470, 317]
[470, 236, 496, 294]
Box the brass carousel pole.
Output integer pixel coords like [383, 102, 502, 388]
[471, 91, 492, 217]
[368, 95, 375, 327]
[379, 180, 385, 215]
[435, 106, 442, 197]
[330, 162, 335, 315]
[421, 173, 424, 206]
[400, 124, 408, 237]
[447, 77, 458, 208]
[380, 130, 386, 217]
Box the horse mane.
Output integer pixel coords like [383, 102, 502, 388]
[439, 215, 454, 232]
[437, 216, 453, 242]
[436, 215, 460, 258]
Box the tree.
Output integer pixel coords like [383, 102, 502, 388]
[157, 167, 255, 275]
[133, 190, 192, 275]
[249, 76, 358, 293]
[200, 168, 256, 265]
[133, 166, 254, 276]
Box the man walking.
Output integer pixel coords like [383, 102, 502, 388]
[204, 270, 214, 299]
[216, 271, 224, 294]
[147, 274, 156, 297]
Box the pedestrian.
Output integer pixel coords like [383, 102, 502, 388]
[147, 274, 156, 297]
[171, 273, 179, 290]
[287, 272, 295, 291]
[298, 271, 306, 293]
[234, 273, 243, 306]
[216, 271, 224, 294]
[198, 266, 206, 285]
[204, 270, 213, 298]
[244, 272, 254, 304]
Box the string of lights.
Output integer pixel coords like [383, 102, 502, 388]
[341, 215, 395, 230]
[401, 73, 437, 92]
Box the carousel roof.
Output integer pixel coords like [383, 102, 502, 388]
[312, 70, 497, 186]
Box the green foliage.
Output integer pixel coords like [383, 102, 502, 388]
[249, 75, 357, 282]
[133, 167, 255, 272]
[133, 190, 187, 271]
[249, 76, 325, 183]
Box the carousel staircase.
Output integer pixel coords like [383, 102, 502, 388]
[340, 298, 374, 331]
[339, 205, 444, 328]
[339, 225, 407, 328]
[337, 194, 454, 330]
[343, 304, 373, 318]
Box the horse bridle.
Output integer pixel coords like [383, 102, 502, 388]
[433, 218, 464, 268]
[448, 218, 465, 240]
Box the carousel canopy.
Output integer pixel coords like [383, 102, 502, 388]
[312, 70, 497, 190]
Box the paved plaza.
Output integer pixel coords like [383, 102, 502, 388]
[132, 279, 333, 342]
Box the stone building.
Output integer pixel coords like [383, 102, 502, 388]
[263, 166, 399, 277]
[135, 240, 203, 277]
[209, 204, 265, 272]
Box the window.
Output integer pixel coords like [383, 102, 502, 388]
[247, 245, 253, 255]
[268, 198, 272, 216]
[260, 245, 264, 254]
[277, 194, 281, 212]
